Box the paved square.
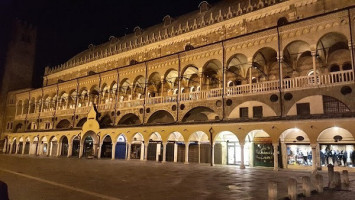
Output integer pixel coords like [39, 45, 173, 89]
[0, 154, 354, 200]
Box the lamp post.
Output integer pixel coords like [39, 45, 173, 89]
[209, 127, 214, 166]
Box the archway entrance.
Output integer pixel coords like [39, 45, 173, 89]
[61, 136, 69, 156]
[11, 139, 17, 154]
[72, 136, 80, 157]
[49, 137, 58, 157]
[166, 132, 184, 163]
[115, 135, 127, 159]
[280, 128, 311, 169]
[130, 133, 144, 160]
[83, 136, 94, 157]
[318, 127, 355, 168]
[24, 138, 30, 154]
[188, 131, 210, 164]
[214, 131, 240, 165]
[147, 132, 162, 161]
[100, 135, 112, 158]
[31, 137, 39, 155]
[18, 138, 24, 154]
[246, 130, 273, 167]
[40, 137, 48, 156]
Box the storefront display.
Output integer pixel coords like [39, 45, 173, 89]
[320, 144, 355, 167]
[287, 144, 312, 166]
[254, 143, 273, 167]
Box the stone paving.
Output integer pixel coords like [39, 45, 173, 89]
[0, 154, 354, 200]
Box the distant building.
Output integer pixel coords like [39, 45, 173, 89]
[0, 19, 36, 148]
[2, 0, 355, 171]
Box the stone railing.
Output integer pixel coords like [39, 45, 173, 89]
[14, 71, 354, 120]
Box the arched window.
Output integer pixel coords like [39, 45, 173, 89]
[323, 96, 350, 113]
[185, 44, 194, 51]
[330, 64, 340, 72]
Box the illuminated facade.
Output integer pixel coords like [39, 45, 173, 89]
[2, 0, 355, 171]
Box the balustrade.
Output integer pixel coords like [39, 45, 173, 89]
[14, 71, 354, 121]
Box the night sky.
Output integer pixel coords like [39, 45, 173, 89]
[0, 0, 220, 88]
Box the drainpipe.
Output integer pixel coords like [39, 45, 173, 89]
[221, 41, 226, 120]
[177, 54, 181, 122]
[276, 25, 284, 117]
[143, 61, 148, 125]
[348, 9, 355, 80]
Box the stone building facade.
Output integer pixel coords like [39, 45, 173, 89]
[2, 0, 355, 171]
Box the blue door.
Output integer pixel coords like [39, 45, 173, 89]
[115, 142, 126, 159]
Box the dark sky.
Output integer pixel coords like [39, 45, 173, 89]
[0, 0, 220, 88]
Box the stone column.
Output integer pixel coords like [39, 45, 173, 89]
[56, 142, 61, 157]
[311, 143, 317, 173]
[311, 51, 317, 83]
[67, 143, 72, 157]
[97, 143, 102, 159]
[174, 143, 178, 163]
[240, 142, 246, 169]
[15, 143, 19, 154]
[184, 142, 189, 164]
[156, 143, 160, 162]
[2, 140, 7, 153]
[144, 143, 148, 161]
[9, 143, 13, 154]
[111, 143, 116, 160]
[198, 142, 201, 164]
[141, 143, 145, 161]
[273, 143, 279, 171]
[126, 143, 131, 160]
[93, 143, 98, 158]
[21, 143, 25, 155]
[162, 142, 167, 163]
[211, 143, 215, 166]
[79, 143, 83, 158]
[249, 66, 252, 92]
[281, 141, 287, 169]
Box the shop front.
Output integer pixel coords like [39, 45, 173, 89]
[253, 138, 273, 167]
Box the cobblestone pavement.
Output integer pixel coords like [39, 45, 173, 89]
[0, 154, 354, 200]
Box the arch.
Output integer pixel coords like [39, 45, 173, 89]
[202, 59, 222, 89]
[188, 131, 210, 164]
[316, 32, 349, 65]
[167, 132, 185, 142]
[182, 106, 219, 122]
[147, 110, 174, 124]
[132, 75, 145, 99]
[181, 65, 199, 89]
[188, 131, 209, 143]
[214, 131, 240, 165]
[24, 137, 30, 154]
[71, 135, 80, 157]
[252, 47, 278, 81]
[115, 134, 127, 159]
[130, 132, 144, 159]
[118, 113, 141, 125]
[147, 72, 161, 97]
[99, 114, 113, 128]
[279, 128, 312, 167]
[147, 132, 163, 161]
[100, 135, 112, 158]
[56, 119, 71, 129]
[16, 100, 23, 115]
[164, 69, 179, 94]
[227, 53, 249, 80]
[76, 118, 87, 127]
[82, 131, 99, 158]
[60, 136, 69, 156]
[14, 123, 23, 133]
[317, 127, 354, 143]
[323, 95, 350, 114]
[48, 136, 58, 156]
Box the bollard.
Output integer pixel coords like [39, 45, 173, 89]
[0, 181, 9, 200]
[268, 181, 277, 200]
[327, 164, 334, 188]
[342, 170, 350, 186]
[332, 172, 341, 189]
[315, 174, 323, 193]
[288, 178, 297, 200]
[302, 176, 311, 197]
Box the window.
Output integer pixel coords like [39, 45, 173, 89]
[240, 107, 248, 118]
[45, 122, 51, 130]
[253, 106, 263, 118]
[296, 103, 310, 116]
[323, 96, 350, 114]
